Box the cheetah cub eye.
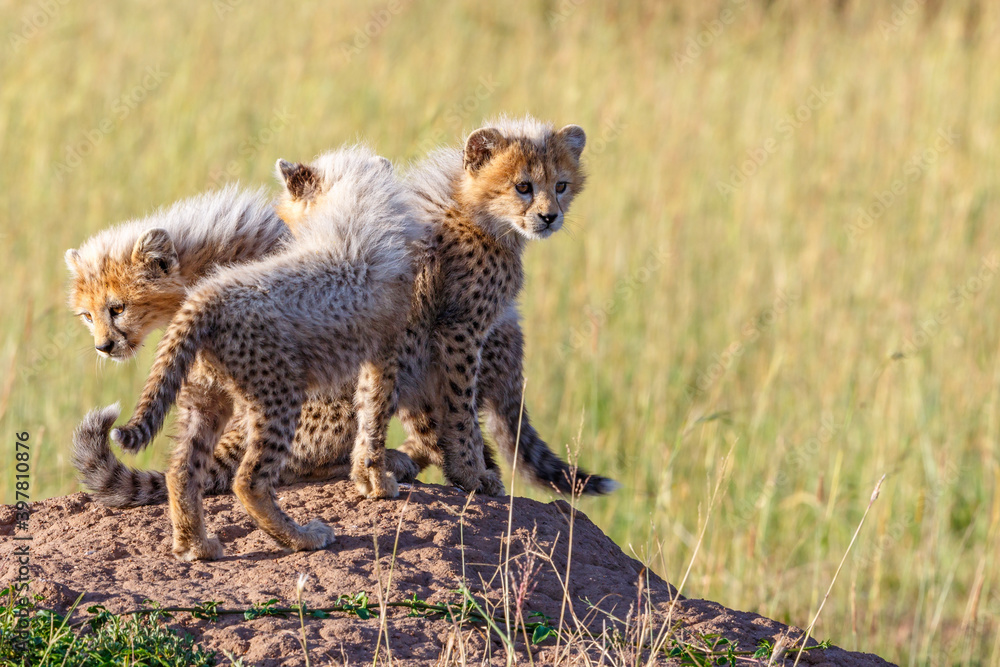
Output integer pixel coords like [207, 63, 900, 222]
[515, 182, 533, 195]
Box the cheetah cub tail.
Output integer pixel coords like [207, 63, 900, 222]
[110, 290, 216, 452]
[72, 403, 169, 507]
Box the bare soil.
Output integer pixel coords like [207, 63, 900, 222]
[1, 481, 894, 666]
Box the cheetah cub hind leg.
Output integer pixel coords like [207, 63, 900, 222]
[233, 400, 336, 553]
[165, 381, 233, 561]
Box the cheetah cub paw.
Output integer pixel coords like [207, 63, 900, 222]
[294, 519, 336, 551]
[353, 469, 399, 499]
[173, 535, 225, 562]
[465, 470, 506, 497]
[386, 449, 420, 484]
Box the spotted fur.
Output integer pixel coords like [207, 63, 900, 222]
[282, 116, 614, 496]
[65, 185, 289, 361]
[391, 117, 616, 495]
[82, 145, 423, 560]
[384, 117, 589, 494]
[67, 188, 419, 508]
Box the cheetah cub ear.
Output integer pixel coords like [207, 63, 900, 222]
[132, 228, 178, 275]
[463, 127, 507, 173]
[64, 248, 82, 277]
[557, 124, 587, 161]
[276, 159, 320, 201]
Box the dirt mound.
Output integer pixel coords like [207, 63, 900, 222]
[1, 482, 893, 665]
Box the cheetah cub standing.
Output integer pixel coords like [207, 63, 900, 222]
[83, 145, 424, 560]
[279, 116, 590, 496]
[65, 187, 418, 507]
[397, 118, 602, 493]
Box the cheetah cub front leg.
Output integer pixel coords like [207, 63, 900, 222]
[434, 324, 505, 496]
[351, 357, 400, 499]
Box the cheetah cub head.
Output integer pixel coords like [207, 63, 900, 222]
[274, 149, 394, 235]
[66, 228, 184, 361]
[460, 118, 587, 240]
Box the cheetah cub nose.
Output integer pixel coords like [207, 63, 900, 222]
[96, 341, 114, 354]
[537, 213, 558, 226]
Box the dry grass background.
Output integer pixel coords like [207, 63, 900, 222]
[2, 0, 999, 662]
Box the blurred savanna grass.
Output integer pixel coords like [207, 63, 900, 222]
[2, 0, 999, 662]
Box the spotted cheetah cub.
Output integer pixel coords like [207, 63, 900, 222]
[279, 116, 589, 496]
[83, 145, 423, 560]
[400, 117, 588, 494]
[395, 118, 607, 494]
[65, 187, 418, 507]
[65, 184, 288, 361]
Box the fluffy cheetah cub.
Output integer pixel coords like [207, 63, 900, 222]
[279, 116, 589, 496]
[65, 185, 288, 361]
[395, 118, 595, 493]
[65, 186, 418, 507]
[400, 117, 588, 494]
[83, 145, 424, 560]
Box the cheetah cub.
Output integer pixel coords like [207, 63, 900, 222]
[278, 116, 589, 496]
[65, 187, 418, 507]
[83, 145, 424, 561]
[65, 185, 288, 362]
[394, 117, 603, 493]
[400, 117, 588, 494]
